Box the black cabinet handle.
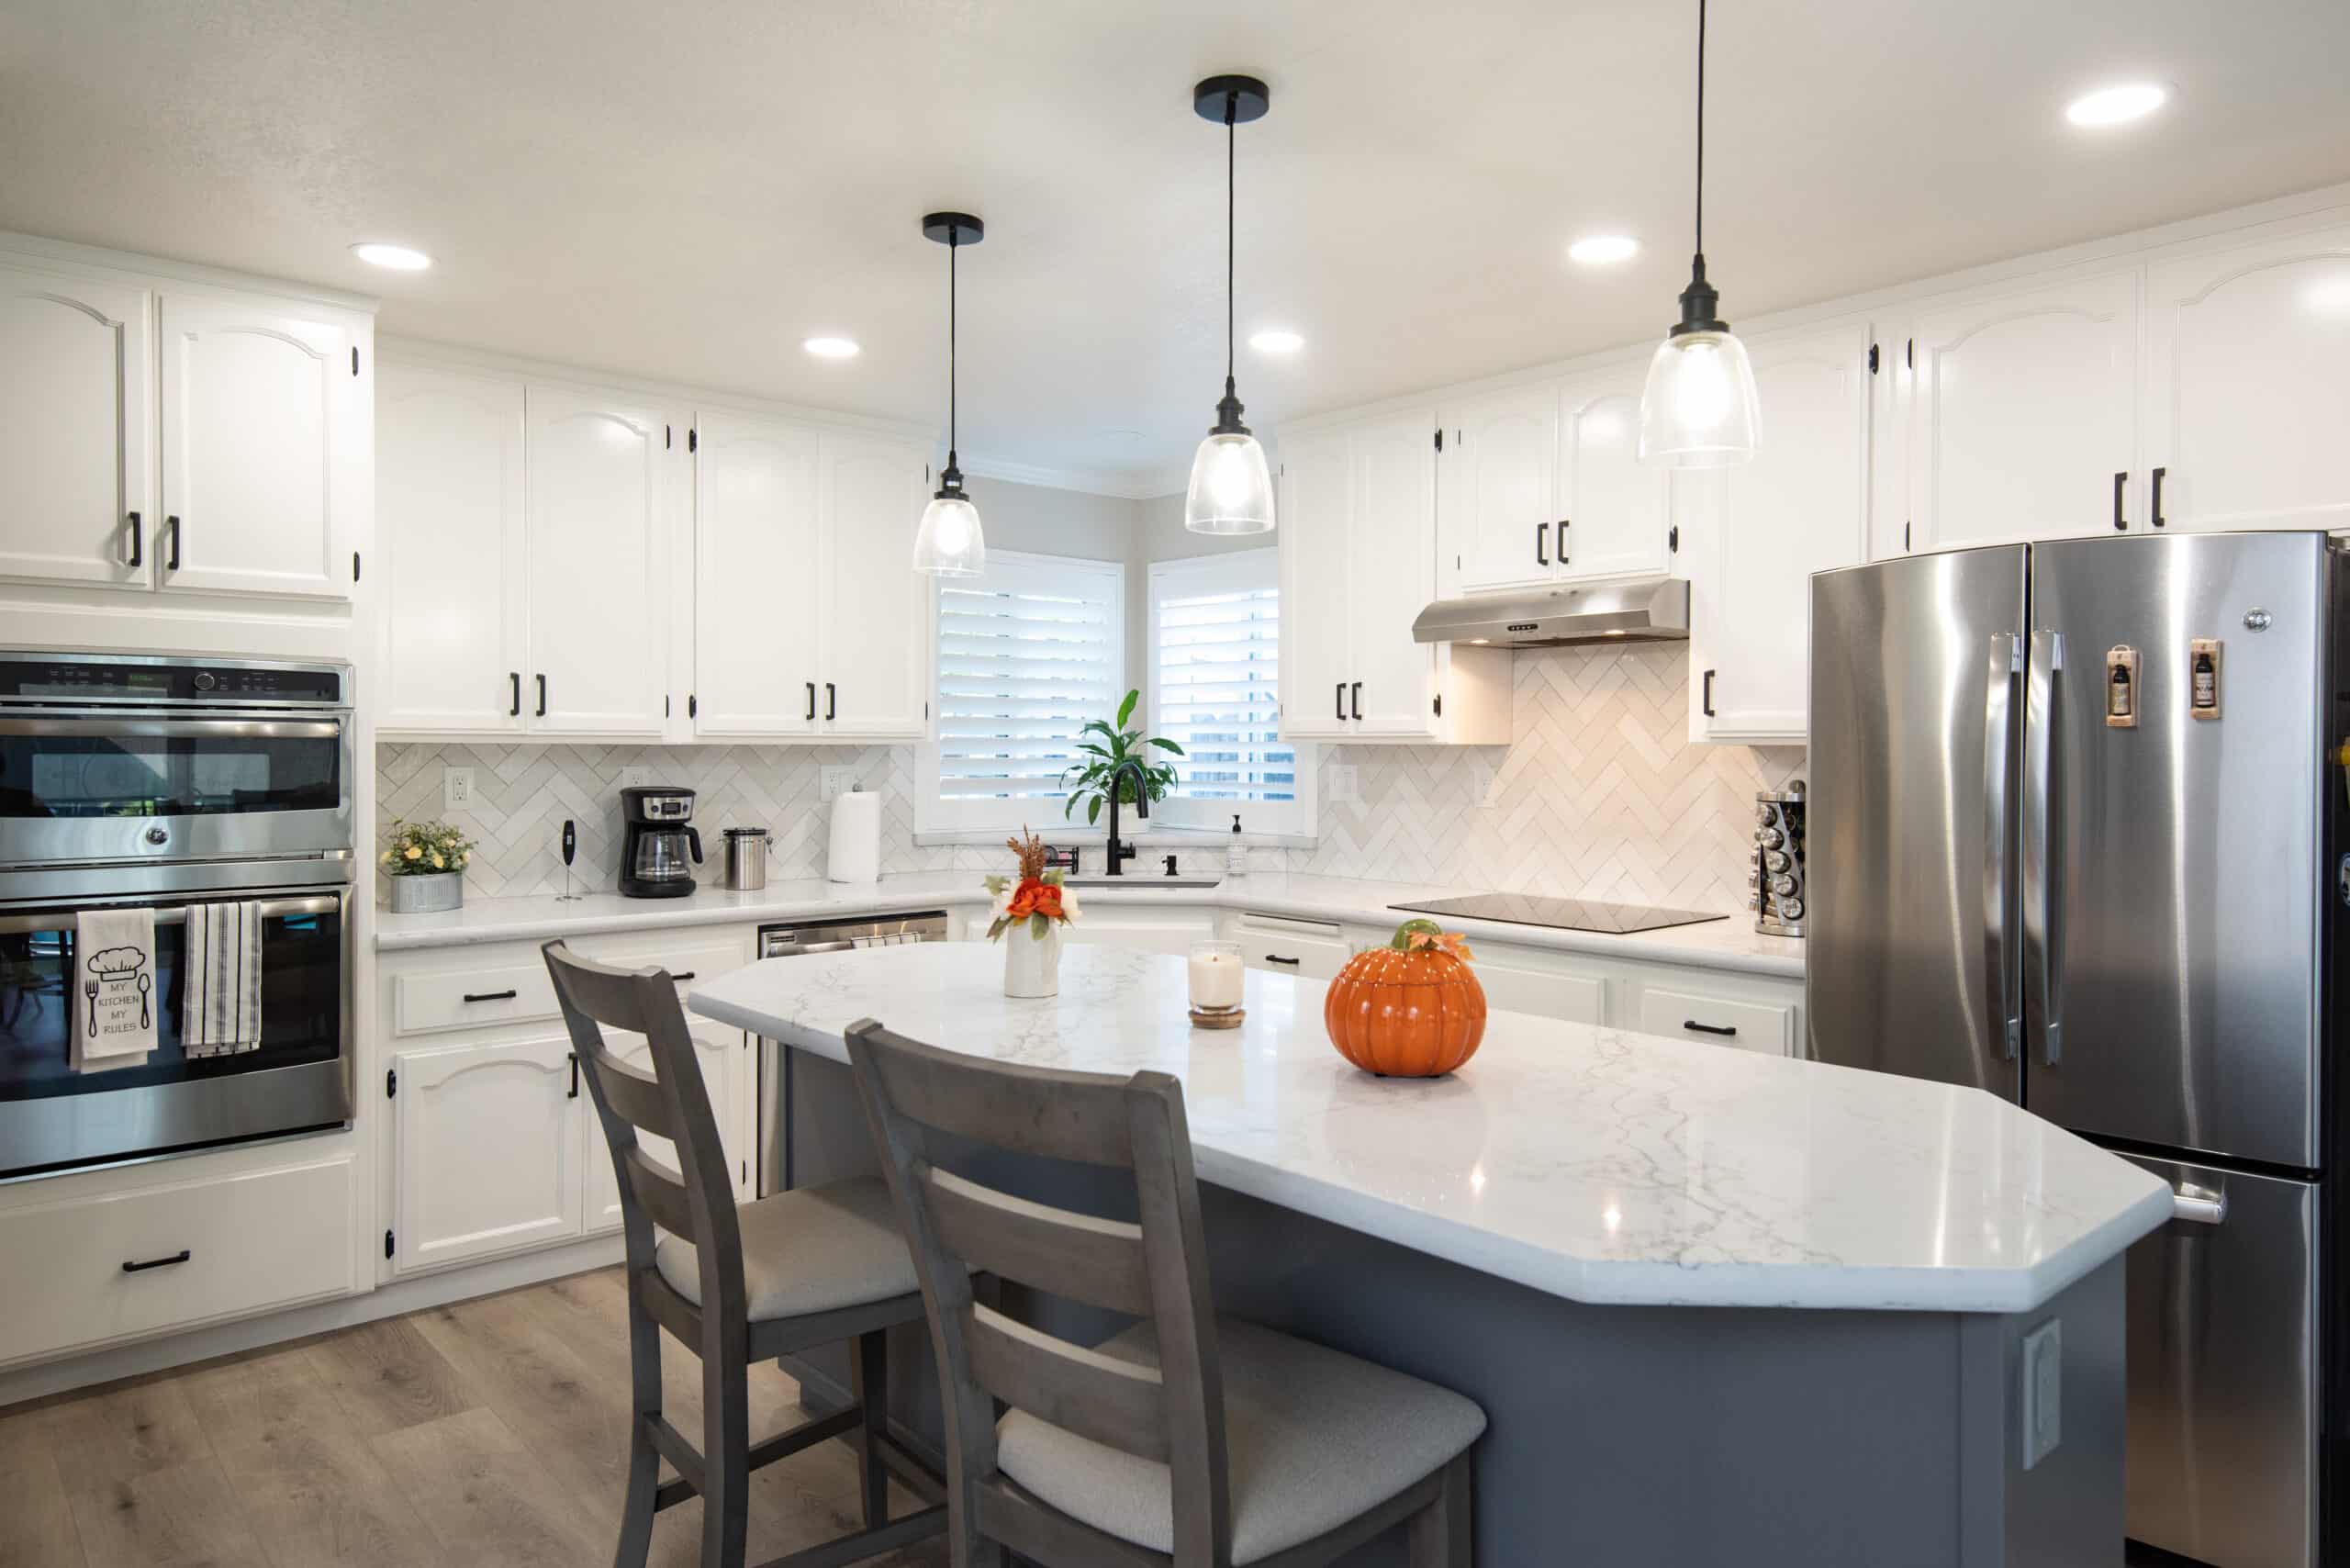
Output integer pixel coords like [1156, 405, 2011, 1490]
[825, 682, 836, 722]
[535, 674, 547, 717]
[688, 693, 698, 719]
[1683, 1019, 1739, 1037]
[1702, 669, 1717, 717]
[1265, 953, 1302, 966]
[509, 672, 520, 717]
[568, 1052, 579, 1098]
[1536, 521, 1549, 566]
[1350, 681, 1362, 721]
[165, 515, 182, 571]
[1162, 855, 1180, 876]
[670, 971, 696, 983]
[125, 510, 142, 568]
[806, 681, 817, 721]
[121, 1249, 190, 1273]
[1557, 519, 1569, 564]
[462, 989, 518, 1003]
[2112, 471, 2128, 531]
[1335, 682, 1346, 721]
[2151, 466, 2167, 529]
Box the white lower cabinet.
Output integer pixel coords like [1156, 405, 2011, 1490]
[1465, 950, 1606, 1025]
[1231, 912, 1352, 980]
[1064, 906, 1219, 956]
[0, 1153, 357, 1367]
[582, 1019, 753, 1234]
[1632, 984, 1795, 1056]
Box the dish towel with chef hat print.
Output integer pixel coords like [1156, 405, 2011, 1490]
[73, 906, 157, 1071]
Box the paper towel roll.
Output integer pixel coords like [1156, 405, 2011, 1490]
[827, 789, 881, 884]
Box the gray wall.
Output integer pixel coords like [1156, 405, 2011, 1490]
[959, 475, 1150, 708]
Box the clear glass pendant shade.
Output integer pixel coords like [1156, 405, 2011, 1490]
[1183, 431, 1276, 534]
[912, 492, 985, 577]
[1638, 328, 1761, 467]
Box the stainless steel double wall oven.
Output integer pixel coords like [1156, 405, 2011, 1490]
[0, 652, 356, 1179]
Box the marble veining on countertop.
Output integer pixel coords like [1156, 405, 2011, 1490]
[688, 943, 2168, 1314]
[375, 870, 1807, 978]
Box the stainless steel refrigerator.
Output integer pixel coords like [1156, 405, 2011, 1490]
[1807, 532, 2340, 1568]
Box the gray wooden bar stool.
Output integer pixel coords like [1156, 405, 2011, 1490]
[843, 1017, 1484, 1568]
[544, 941, 947, 1568]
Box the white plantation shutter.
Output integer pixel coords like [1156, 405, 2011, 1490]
[1148, 549, 1311, 834]
[922, 551, 1125, 833]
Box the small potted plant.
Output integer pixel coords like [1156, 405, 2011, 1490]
[381, 818, 477, 913]
[1059, 689, 1182, 825]
[984, 827, 1082, 998]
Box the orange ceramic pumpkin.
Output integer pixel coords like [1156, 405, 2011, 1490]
[1324, 946, 1487, 1077]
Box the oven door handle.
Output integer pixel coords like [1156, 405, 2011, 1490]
[0, 893, 342, 936]
[0, 717, 343, 740]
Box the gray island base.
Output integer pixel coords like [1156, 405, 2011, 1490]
[688, 945, 2166, 1568]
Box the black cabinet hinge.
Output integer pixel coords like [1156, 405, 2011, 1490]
[386, 1066, 397, 1098]
[664, 694, 671, 717]
[665, 424, 672, 449]
[1905, 521, 1913, 552]
[1867, 343, 1879, 375]
[384, 1228, 395, 1260]
[688, 428, 698, 453]
[351, 346, 359, 376]
[1668, 524, 1679, 554]
[352, 550, 362, 582]
[1433, 428, 1443, 452]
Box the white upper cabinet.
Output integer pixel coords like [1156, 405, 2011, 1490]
[815, 432, 931, 738]
[1438, 383, 1557, 595]
[157, 296, 350, 599]
[2142, 224, 2350, 532]
[378, 361, 527, 734]
[693, 410, 822, 736]
[1688, 320, 1874, 744]
[0, 262, 151, 588]
[1555, 364, 1671, 581]
[525, 384, 672, 737]
[1280, 411, 1509, 745]
[1904, 270, 2140, 550]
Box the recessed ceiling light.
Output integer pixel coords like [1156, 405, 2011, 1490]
[1568, 235, 1639, 265]
[2065, 83, 2169, 128]
[802, 336, 860, 360]
[351, 242, 431, 271]
[1249, 329, 1304, 354]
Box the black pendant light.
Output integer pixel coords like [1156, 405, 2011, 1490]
[1637, 0, 1760, 467]
[1184, 74, 1277, 535]
[913, 211, 987, 576]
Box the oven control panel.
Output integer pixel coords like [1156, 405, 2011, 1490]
[0, 654, 347, 707]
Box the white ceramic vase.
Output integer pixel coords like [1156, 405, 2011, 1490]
[1002, 921, 1064, 998]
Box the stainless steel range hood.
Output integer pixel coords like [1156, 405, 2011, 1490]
[1411, 577, 1689, 647]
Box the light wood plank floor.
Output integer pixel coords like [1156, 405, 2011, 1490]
[0, 1267, 947, 1568]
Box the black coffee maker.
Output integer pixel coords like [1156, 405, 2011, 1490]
[619, 787, 701, 898]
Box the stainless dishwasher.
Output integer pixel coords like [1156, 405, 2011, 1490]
[755, 911, 950, 1194]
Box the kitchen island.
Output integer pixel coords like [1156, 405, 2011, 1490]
[691, 942, 2170, 1567]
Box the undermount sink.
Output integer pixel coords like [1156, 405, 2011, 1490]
[1060, 877, 1224, 890]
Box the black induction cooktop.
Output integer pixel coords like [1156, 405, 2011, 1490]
[1391, 892, 1729, 935]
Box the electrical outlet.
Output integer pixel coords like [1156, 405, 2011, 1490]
[619, 766, 653, 791]
[2020, 1317, 2062, 1470]
[1327, 764, 1360, 805]
[442, 767, 475, 810]
[820, 766, 856, 802]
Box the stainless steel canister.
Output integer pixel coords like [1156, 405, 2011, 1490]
[722, 826, 772, 890]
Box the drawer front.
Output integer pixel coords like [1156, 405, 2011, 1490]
[1236, 913, 1350, 980]
[1634, 987, 1794, 1054]
[1475, 961, 1605, 1025]
[395, 962, 560, 1036]
[0, 1156, 355, 1365]
[598, 941, 743, 993]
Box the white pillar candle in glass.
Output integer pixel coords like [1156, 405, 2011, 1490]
[1188, 941, 1245, 1011]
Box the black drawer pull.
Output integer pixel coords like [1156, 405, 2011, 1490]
[462, 989, 518, 1003]
[165, 515, 182, 571]
[535, 673, 548, 718]
[806, 681, 817, 721]
[1683, 1019, 1738, 1037]
[1264, 953, 1302, 966]
[509, 671, 520, 717]
[122, 1249, 190, 1273]
[125, 510, 142, 568]
[825, 682, 836, 721]
[670, 971, 696, 982]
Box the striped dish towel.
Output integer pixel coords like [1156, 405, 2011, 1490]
[183, 902, 263, 1058]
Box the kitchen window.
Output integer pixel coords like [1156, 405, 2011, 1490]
[1147, 549, 1313, 837]
[917, 551, 1126, 835]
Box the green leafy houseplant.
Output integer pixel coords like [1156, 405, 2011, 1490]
[1059, 689, 1182, 826]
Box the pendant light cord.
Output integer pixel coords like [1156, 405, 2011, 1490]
[947, 230, 958, 456]
[1695, 0, 1707, 258]
[1225, 95, 1237, 386]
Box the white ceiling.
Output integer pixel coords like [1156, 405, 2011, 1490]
[6, 0, 2348, 492]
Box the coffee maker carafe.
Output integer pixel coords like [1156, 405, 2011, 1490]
[620, 787, 702, 898]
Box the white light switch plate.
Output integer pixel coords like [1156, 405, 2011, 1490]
[2020, 1317, 2062, 1470]
[820, 766, 856, 802]
[1327, 765, 1360, 805]
[442, 767, 475, 810]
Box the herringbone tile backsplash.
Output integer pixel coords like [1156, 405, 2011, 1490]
[377, 645, 1800, 910]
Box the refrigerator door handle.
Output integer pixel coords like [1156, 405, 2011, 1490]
[2170, 1181, 2227, 1225]
[2022, 629, 2064, 1065]
[1984, 633, 2022, 1059]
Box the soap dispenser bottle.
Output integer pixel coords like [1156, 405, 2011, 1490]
[1226, 814, 1248, 878]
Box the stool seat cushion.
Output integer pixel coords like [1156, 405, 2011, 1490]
[995, 1316, 1485, 1563]
[655, 1175, 918, 1323]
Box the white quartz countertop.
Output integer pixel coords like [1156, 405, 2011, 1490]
[688, 943, 2169, 1314]
[376, 870, 1806, 979]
